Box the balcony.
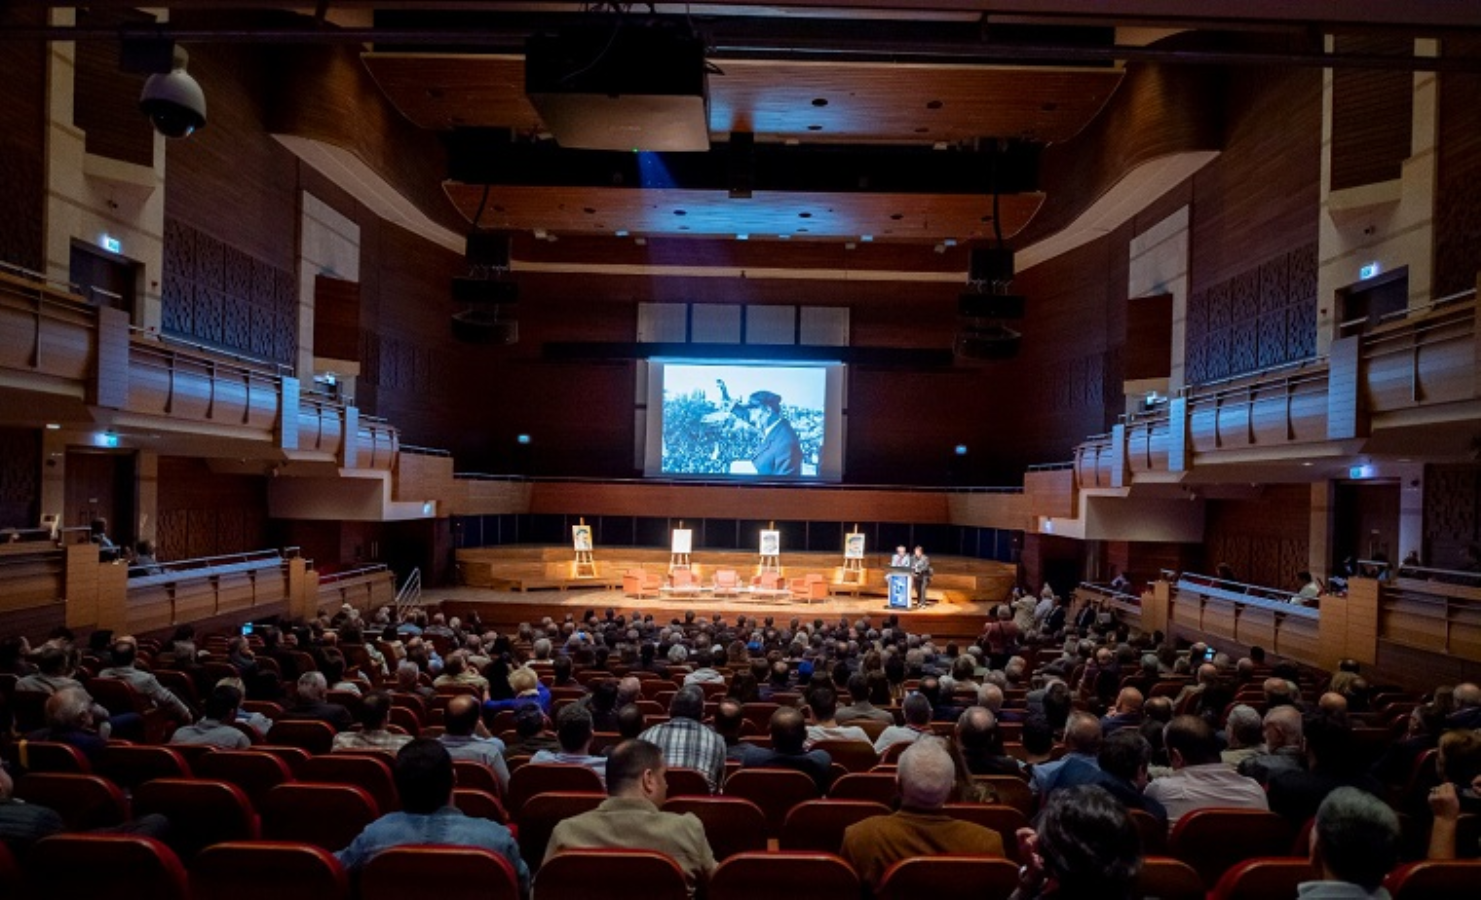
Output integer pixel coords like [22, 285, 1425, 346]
[0, 269, 396, 473]
[1075, 291, 1479, 489]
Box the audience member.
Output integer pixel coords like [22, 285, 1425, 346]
[739, 706, 833, 792]
[334, 739, 528, 894]
[544, 739, 716, 897]
[1221, 704, 1265, 768]
[1146, 715, 1268, 828]
[874, 693, 934, 754]
[1012, 785, 1142, 900]
[99, 639, 193, 724]
[1238, 705, 1306, 785]
[1099, 687, 1145, 735]
[531, 702, 607, 784]
[804, 686, 870, 747]
[170, 684, 251, 749]
[1300, 787, 1401, 899]
[280, 671, 354, 732]
[1031, 711, 1102, 797]
[438, 694, 511, 795]
[835, 673, 894, 724]
[638, 686, 725, 792]
[956, 706, 1025, 776]
[840, 737, 1004, 892]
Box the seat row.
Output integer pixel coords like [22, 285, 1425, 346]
[2, 836, 1477, 900]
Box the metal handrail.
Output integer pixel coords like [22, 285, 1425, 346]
[130, 325, 294, 377]
[395, 567, 423, 619]
[1179, 354, 1327, 395]
[452, 473, 1025, 493]
[317, 563, 393, 585]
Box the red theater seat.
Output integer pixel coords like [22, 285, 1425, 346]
[29, 834, 188, 900]
[191, 841, 349, 900]
[709, 852, 860, 900]
[537, 849, 688, 900]
[661, 796, 769, 861]
[193, 749, 296, 807]
[260, 782, 379, 851]
[361, 845, 521, 900]
[722, 768, 820, 836]
[875, 856, 1018, 900]
[131, 778, 259, 861]
[780, 799, 891, 853]
[1209, 857, 1318, 900]
[12, 773, 128, 830]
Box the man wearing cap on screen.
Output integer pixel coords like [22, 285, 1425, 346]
[733, 390, 802, 476]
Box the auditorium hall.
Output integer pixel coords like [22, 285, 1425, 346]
[1, 2, 1480, 897]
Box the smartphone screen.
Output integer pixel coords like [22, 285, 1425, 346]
[241, 623, 254, 636]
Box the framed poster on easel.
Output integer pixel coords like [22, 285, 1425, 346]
[759, 528, 780, 574]
[572, 520, 595, 578]
[842, 530, 865, 585]
[670, 527, 692, 571]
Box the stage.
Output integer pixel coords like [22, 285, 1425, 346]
[431, 585, 996, 643]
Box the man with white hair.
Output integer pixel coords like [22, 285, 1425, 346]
[280, 671, 353, 731]
[1222, 704, 1266, 768]
[840, 737, 1005, 892]
[1238, 705, 1306, 785]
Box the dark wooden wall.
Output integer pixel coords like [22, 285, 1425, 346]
[1201, 484, 1312, 591]
[1330, 34, 1414, 192]
[72, 8, 155, 167]
[0, 428, 41, 530]
[155, 457, 269, 562]
[0, 5, 47, 274]
[1435, 36, 1481, 298]
[1423, 464, 1481, 570]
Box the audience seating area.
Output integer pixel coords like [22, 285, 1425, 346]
[2, 599, 1480, 899]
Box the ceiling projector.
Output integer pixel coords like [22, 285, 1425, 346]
[525, 22, 711, 152]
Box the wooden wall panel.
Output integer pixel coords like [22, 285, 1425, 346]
[72, 8, 155, 167]
[1330, 34, 1414, 192]
[1201, 483, 1311, 590]
[0, 428, 41, 530]
[0, 4, 47, 274]
[1018, 38, 1224, 247]
[1423, 463, 1480, 570]
[313, 275, 361, 363]
[1434, 35, 1481, 298]
[1184, 243, 1318, 384]
[1190, 64, 1321, 296]
[155, 456, 268, 562]
[160, 219, 297, 366]
[1009, 224, 1130, 471]
[163, 40, 299, 274]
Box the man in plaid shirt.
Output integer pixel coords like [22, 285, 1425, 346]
[637, 685, 725, 791]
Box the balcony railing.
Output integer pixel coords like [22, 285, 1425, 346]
[0, 269, 397, 473]
[1075, 293, 1479, 490]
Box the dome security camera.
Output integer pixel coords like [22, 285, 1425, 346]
[139, 47, 205, 138]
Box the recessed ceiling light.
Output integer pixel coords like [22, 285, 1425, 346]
[45, 423, 61, 430]
[1302, 462, 1314, 467]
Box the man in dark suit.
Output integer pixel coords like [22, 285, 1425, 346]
[734, 390, 801, 476]
[912, 546, 932, 605]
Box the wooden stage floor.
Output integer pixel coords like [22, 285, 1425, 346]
[431, 586, 996, 640]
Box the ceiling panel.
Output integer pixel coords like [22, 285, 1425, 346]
[443, 183, 1044, 241]
[364, 53, 1122, 143]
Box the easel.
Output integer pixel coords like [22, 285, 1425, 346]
[573, 518, 596, 579]
[758, 520, 781, 576]
[670, 521, 692, 574]
[840, 523, 865, 585]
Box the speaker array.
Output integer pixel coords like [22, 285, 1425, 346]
[453, 232, 518, 343]
[956, 246, 1023, 360]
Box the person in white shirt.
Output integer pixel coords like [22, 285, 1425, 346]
[873, 693, 934, 754]
[1145, 715, 1269, 829]
[804, 686, 870, 748]
[1293, 571, 1323, 604]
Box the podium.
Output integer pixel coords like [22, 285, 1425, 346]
[886, 566, 915, 610]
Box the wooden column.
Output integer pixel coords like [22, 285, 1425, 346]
[1143, 579, 1171, 637]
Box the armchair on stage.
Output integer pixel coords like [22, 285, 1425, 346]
[750, 571, 786, 597]
[711, 569, 741, 597]
[788, 573, 829, 604]
[622, 569, 663, 599]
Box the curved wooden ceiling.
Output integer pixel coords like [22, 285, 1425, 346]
[363, 54, 1122, 144]
[442, 183, 1045, 242]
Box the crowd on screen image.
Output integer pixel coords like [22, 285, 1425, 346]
[660, 391, 823, 476]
